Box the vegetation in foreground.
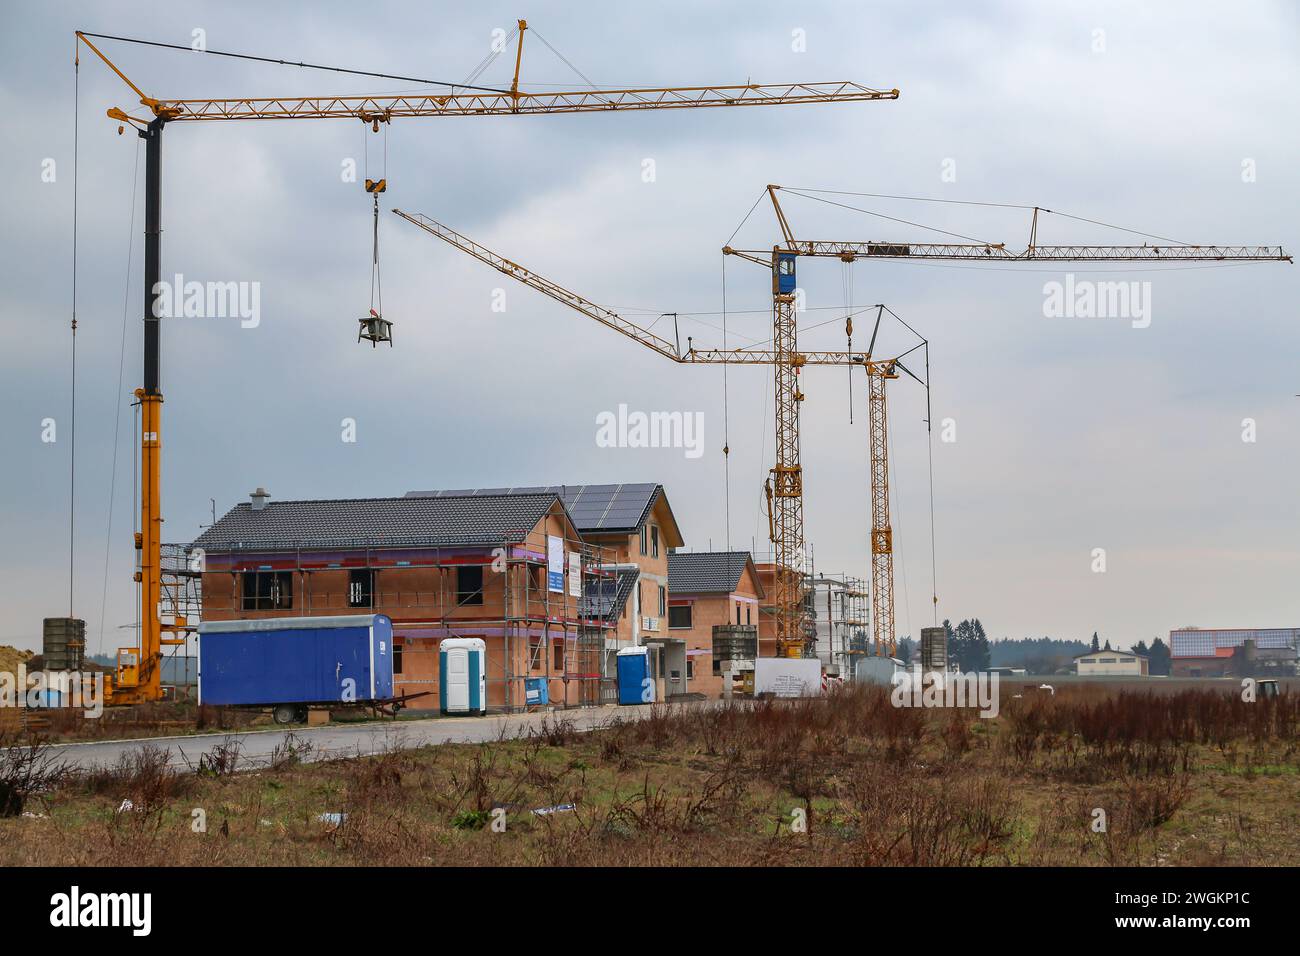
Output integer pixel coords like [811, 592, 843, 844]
[2, 685, 1298, 866]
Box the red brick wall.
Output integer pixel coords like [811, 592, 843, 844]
[668, 563, 762, 698]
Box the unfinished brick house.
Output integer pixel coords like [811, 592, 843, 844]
[754, 560, 811, 659]
[666, 551, 764, 697]
[192, 489, 611, 711]
[405, 483, 687, 699]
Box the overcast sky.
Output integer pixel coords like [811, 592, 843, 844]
[2, 0, 1296, 656]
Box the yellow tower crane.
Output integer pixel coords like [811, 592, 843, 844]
[73, 25, 898, 702]
[723, 184, 1291, 659]
[391, 209, 926, 660]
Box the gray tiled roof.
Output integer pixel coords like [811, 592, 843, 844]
[668, 551, 757, 595]
[192, 493, 562, 552]
[406, 483, 664, 536]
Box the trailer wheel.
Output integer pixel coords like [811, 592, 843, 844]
[272, 704, 300, 725]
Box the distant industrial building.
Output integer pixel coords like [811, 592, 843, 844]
[1074, 649, 1148, 676]
[1169, 627, 1300, 678]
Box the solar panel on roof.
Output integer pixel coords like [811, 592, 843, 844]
[402, 482, 663, 533]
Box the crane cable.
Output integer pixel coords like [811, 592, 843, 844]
[726, 189, 768, 248]
[69, 45, 80, 619]
[367, 125, 387, 316]
[528, 28, 599, 89]
[74, 31, 512, 95]
[924, 341, 938, 625]
[779, 186, 1195, 247]
[462, 24, 518, 87]
[98, 137, 142, 657]
[723, 187, 781, 559]
[370, 191, 383, 315]
[842, 259, 853, 423]
[721, 255, 731, 550]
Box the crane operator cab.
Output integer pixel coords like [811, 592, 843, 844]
[774, 251, 797, 297]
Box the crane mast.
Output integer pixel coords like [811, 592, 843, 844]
[74, 28, 897, 702]
[769, 285, 806, 656]
[866, 365, 896, 658]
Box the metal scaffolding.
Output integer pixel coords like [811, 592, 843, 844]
[807, 574, 869, 677]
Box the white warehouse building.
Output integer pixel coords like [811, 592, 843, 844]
[1074, 649, 1149, 676]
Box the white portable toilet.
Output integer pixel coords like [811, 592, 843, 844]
[440, 638, 487, 715]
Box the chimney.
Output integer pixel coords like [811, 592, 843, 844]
[249, 487, 271, 511]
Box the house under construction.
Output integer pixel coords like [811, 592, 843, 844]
[192, 483, 684, 711]
[807, 573, 871, 678]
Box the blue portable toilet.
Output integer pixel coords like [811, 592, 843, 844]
[616, 646, 654, 705]
[774, 251, 797, 296]
[524, 676, 549, 707]
[440, 638, 486, 715]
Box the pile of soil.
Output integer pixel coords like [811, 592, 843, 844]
[0, 645, 32, 677]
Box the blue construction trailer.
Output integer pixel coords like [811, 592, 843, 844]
[198, 614, 402, 724]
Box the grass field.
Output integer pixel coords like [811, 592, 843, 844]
[2, 685, 1298, 866]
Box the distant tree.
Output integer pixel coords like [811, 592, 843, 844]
[1147, 638, 1172, 676]
[895, 636, 915, 663]
[969, 618, 991, 671]
[1132, 640, 1149, 657]
[946, 618, 992, 671]
[990, 636, 1089, 675]
[1103, 639, 1112, 651]
[942, 618, 956, 668]
[951, 619, 972, 670]
[1090, 632, 1101, 652]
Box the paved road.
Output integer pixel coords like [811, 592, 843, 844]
[43, 702, 710, 773]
